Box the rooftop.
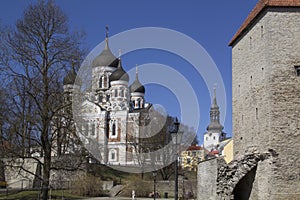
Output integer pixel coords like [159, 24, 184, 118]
[229, 0, 300, 46]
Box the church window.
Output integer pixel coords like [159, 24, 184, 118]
[91, 123, 95, 136]
[120, 89, 124, 97]
[99, 77, 102, 88]
[295, 66, 300, 76]
[103, 76, 108, 88]
[110, 149, 117, 161]
[112, 122, 116, 137]
[83, 124, 88, 136]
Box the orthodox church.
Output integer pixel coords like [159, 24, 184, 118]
[62, 30, 151, 166]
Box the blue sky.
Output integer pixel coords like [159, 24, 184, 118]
[0, 0, 258, 145]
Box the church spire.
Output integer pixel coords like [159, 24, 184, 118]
[207, 86, 223, 131]
[135, 64, 139, 80]
[105, 25, 109, 50]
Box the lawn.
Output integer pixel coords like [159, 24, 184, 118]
[0, 190, 85, 200]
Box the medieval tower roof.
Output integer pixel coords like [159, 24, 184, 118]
[229, 0, 300, 46]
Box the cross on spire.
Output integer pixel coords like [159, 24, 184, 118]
[135, 64, 139, 80]
[105, 26, 109, 38]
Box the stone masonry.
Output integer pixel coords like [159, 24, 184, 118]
[230, 2, 300, 199]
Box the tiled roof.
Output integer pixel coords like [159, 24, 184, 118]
[187, 145, 203, 151]
[229, 0, 300, 46]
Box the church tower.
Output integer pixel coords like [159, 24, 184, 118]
[203, 88, 226, 151]
[129, 65, 146, 110]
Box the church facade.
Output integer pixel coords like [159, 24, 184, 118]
[62, 33, 151, 166]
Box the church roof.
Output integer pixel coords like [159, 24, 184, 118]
[92, 28, 119, 68]
[109, 59, 129, 82]
[129, 66, 145, 93]
[63, 70, 81, 86]
[207, 87, 224, 131]
[229, 0, 300, 46]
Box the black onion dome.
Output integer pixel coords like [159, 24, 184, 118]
[129, 69, 145, 93]
[91, 39, 119, 68]
[109, 59, 129, 82]
[130, 80, 145, 93]
[63, 70, 81, 85]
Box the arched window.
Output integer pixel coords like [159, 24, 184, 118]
[112, 122, 116, 136]
[103, 75, 108, 88]
[110, 149, 117, 161]
[110, 121, 117, 138]
[91, 123, 95, 136]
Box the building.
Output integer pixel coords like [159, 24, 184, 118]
[198, 1, 300, 200]
[203, 88, 227, 151]
[220, 138, 233, 164]
[62, 30, 152, 166]
[230, 0, 300, 199]
[180, 145, 204, 171]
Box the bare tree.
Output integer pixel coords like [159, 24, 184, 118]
[0, 1, 84, 199]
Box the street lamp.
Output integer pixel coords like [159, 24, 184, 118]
[170, 117, 183, 200]
[152, 171, 157, 200]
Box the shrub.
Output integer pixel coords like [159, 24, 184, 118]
[121, 176, 152, 197]
[71, 174, 103, 197]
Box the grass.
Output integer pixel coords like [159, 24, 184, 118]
[0, 190, 85, 200]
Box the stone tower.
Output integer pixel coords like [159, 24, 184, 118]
[203, 88, 226, 151]
[229, 0, 300, 199]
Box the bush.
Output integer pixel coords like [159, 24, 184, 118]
[121, 176, 152, 197]
[71, 174, 104, 197]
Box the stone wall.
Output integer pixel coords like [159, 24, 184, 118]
[154, 179, 197, 198]
[232, 7, 300, 199]
[197, 158, 218, 200]
[216, 152, 271, 200]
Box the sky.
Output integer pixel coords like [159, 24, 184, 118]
[0, 0, 259, 145]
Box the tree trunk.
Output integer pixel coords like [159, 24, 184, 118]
[41, 148, 51, 200]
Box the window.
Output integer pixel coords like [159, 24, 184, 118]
[110, 149, 117, 161]
[295, 66, 300, 76]
[112, 122, 116, 136]
[91, 123, 95, 136]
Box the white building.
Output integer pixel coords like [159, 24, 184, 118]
[203, 88, 226, 151]
[62, 31, 151, 166]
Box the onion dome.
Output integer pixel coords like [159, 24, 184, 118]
[109, 58, 129, 82]
[91, 27, 119, 68]
[129, 65, 145, 93]
[63, 70, 81, 86]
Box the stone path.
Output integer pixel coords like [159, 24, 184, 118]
[85, 198, 171, 200]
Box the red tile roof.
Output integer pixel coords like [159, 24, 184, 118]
[187, 145, 203, 151]
[229, 0, 300, 46]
